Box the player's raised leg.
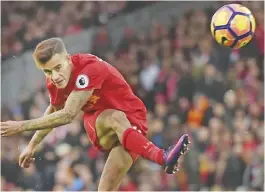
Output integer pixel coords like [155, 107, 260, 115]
[96, 109, 190, 174]
[91, 113, 135, 191]
[98, 145, 133, 191]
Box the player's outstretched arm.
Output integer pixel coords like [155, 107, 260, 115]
[27, 105, 59, 149]
[28, 107, 83, 148]
[18, 105, 56, 168]
[0, 90, 92, 136]
[22, 90, 92, 131]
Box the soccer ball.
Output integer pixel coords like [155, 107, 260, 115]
[210, 4, 256, 49]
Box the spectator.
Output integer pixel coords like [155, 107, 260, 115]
[2, 1, 153, 61]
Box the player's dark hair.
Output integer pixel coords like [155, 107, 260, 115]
[33, 37, 67, 67]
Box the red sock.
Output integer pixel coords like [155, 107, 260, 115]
[122, 128, 164, 165]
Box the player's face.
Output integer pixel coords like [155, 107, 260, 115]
[41, 53, 72, 89]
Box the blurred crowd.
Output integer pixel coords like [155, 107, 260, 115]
[1, 1, 152, 61]
[1, 1, 264, 191]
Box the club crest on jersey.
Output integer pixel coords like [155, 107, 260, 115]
[76, 74, 89, 88]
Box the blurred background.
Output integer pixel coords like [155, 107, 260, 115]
[1, 1, 264, 191]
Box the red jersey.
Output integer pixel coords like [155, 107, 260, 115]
[46, 53, 147, 118]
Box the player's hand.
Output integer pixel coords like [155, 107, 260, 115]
[0, 121, 24, 136]
[19, 146, 35, 168]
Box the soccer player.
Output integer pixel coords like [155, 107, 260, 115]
[1, 38, 190, 190]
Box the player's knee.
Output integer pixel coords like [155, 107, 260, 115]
[109, 110, 131, 132]
[98, 158, 132, 191]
